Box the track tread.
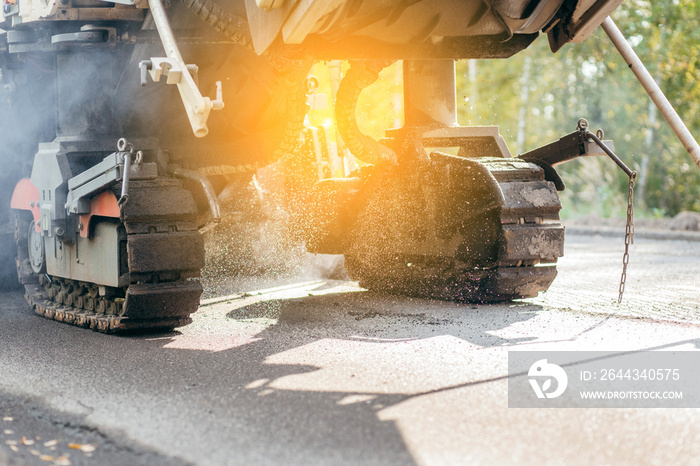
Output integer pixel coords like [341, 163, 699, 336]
[17, 179, 204, 334]
[345, 157, 565, 302]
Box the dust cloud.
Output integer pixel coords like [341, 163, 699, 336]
[201, 166, 348, 298]
[0, 43, 343, 291]
[0, 48, 57, 288]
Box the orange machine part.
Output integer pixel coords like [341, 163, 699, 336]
[10, 178, 120, 237]
[78, 190, 120, 238]
[10, 178, 40, 231]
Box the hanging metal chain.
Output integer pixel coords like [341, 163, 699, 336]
[619, 173, 636, 303]
[577, 119, 638, 303]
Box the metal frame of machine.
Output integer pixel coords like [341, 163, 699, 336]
[4, 0, 693, 333]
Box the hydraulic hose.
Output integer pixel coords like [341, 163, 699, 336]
[335, 61, 398, 166]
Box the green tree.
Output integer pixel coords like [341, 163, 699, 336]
[457, 0, 700, 218]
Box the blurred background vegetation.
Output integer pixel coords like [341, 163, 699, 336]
[306, 0, 700, 219]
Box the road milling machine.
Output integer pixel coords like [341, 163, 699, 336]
[0, 0, 636, 332]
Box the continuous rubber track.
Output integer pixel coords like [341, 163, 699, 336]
[344, 156, 565, 302]
[16, 178, 205, 333]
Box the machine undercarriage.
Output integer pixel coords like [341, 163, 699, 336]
[0, 0, 630, 332]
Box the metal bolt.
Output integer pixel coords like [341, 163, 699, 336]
[117, 138, 128, 152]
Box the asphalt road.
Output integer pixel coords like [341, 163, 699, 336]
[1, 233, 699, 466]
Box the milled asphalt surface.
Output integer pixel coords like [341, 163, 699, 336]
[0, 390, 186, 466]
[1, 233, 699, 465]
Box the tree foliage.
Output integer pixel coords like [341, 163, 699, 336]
[457, 0, 700, 217]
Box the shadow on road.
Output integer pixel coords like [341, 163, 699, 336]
[4, 280, 698, 465]
[126, 281, 547, 464]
